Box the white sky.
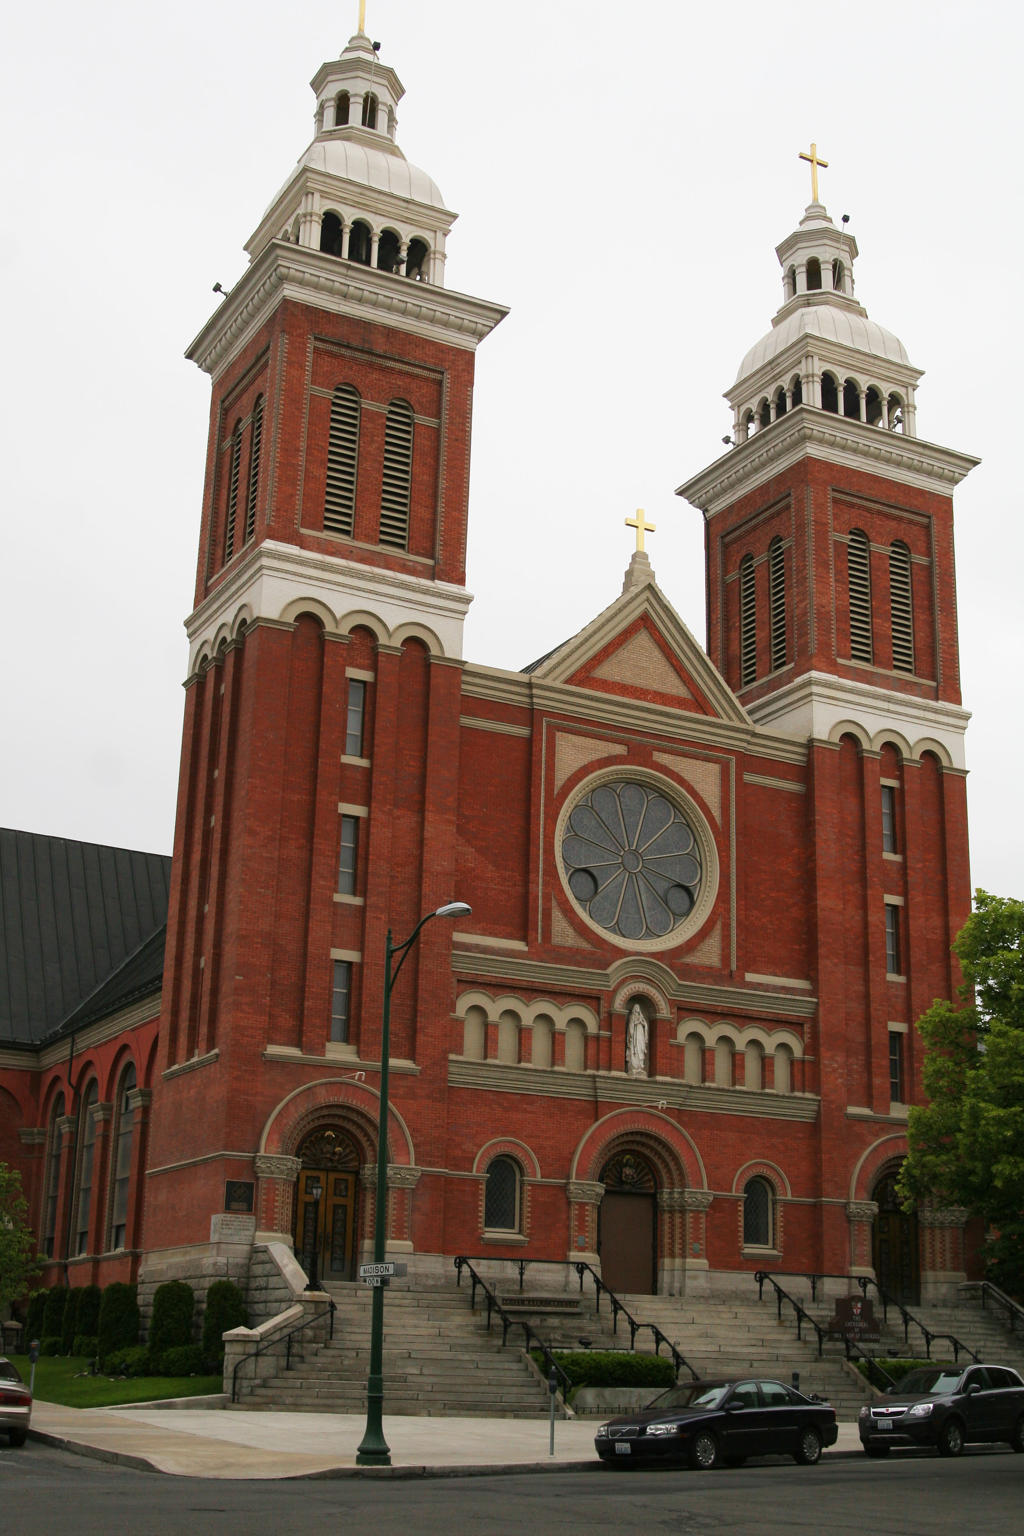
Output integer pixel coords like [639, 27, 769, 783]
[2, 1, 1021, 902]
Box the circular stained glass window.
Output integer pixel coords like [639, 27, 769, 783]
[561, 781, 702, 941]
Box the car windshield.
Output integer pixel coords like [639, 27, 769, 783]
[896, 1368, 963, 1395]
[647, 1382, 730, 1411]
[0, 1360, 22, 1383]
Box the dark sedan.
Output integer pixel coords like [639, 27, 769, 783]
[595, 1376, 838, 1469]
[859, 1363, 1024, 1457]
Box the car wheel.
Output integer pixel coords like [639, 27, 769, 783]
[794, 1426, 822, 1465]
[688, 1430, 719, 1470]
[9, 1429, 27, 1448]
[864, 1442, 890, 1458]
[1010, 1413, 1024, 1454]
[937, 1418, 965, 1458]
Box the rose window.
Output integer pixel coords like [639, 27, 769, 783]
[561, 781, 702, 941]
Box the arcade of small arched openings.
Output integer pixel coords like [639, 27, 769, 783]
[317, 209, 433, 282]
[736, 372, 914, 444]
[674, 1018, 803, 1095]
[456, 992, 599, 1072]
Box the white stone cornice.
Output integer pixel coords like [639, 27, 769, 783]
[185, 540, 474, 666]
[186, 243, 508, 380]
[677, 408, 979, 514]
[747, 670, 970, 768]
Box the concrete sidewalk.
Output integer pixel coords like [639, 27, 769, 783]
[28, 1400, 865, 1480]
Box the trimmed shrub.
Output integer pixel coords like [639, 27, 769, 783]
[201, 1280, 248, 1370]
[42, 1286, 68, 1340]
[531, 1349, 676, 1392]
[149, 1280, 195, 1363]
[158, 1344, 206, 1377]
[97, 1282, 140, 1365]
[40, 1335, 63, 1357]
[61, 1287, 83, 1354]
[74, 1334, 99, 1361]
[105, 1345, 151, 1378]
[852, 1357, 956, 1389]
[77, 1284, 102, 1339]
[26, 1290, 48, 1341]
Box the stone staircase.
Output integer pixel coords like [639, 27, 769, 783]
[797, 1291, 1024, 1381]
[230, 1281, 556, 1417]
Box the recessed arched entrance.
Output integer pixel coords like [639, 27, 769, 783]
[599, 1150, 658, 1294]
[294, 1127, 361, 1283]
[872, 1169, 920, 1304]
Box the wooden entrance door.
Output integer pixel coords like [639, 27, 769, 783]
[296, 1168, 357, 1284]
[872, 1172, 920, 1304]
[599, 1151, 658, 1294]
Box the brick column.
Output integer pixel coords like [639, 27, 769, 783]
[253, 1154, 302, 1242]
[658, 1188, 689, 1295]
[683, 1189, 713, 1293]
[566, 1180, 603, 1263]
[87, 1102, 114, 1255]
[846, 1199, 878, 1277]
[17, 1127, 46, 1233]
[53, 1113, 78, 1267]
[384, 1165, 421, 1252]
[919, 1205, 969, 1304]
[125, 1088, 152, 1256]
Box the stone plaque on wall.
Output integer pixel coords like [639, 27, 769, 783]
[210, 1212, 256, 1243]
[225, 1179, 255, 1213]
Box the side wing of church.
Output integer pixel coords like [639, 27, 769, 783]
[0, 28, 977, 1312]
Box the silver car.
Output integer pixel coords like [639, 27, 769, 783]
[0, 1358, 32, 1447]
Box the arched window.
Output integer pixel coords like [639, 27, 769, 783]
[361, 92, 378, 129]
[348, 220, 372, 265]
[790, 375, 803, 407]
[806, 257, 822, 291]
[462, 1006, 486, 1061]
[774, 385, 787, 418]
[768, 537, 786, 672]
[744, 1040, 764, 1091]
[564, 1019, 586, 1073]
[530, 1015, 553, 1069]
[821, 372, 839, 414]
[484, 1156, 522, 1232]
[848, 529, 873, 663]
[335, 90, 350, 126]
[843, 378, 861, 419]
[865, 386, 883, 426]
[379, 400, 414, 549]
[739, 554, 756, 687]
[786, 265, 797, 299]
[244, 395, 263, 544]
[714, 1039, 733, 1087]
[743, 1176, 774, 1247]
[223, 420, 242, 562]
[42, 1092, 65, 1257]
[774, 1044, 793, 1094]
[887, 393, 904, 432]
[108, 1063, 137, 1250]
[406, 238, 429, 280]
[497, 1010, 520, 1064]
[74, 1081, 99, 1256]
[320, 211, 343, 256]
[684, 1032, 704, 1084]
[758, 397, 771, 429]
[890, 540, 915, 673]
[377, 229, 401, 273]
[832, 258, 844, 292]
[323, 385, 361, 536]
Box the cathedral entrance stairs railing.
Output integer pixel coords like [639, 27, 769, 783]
[960, 1281, 1024, 1340]
[453, 1256, 699, 1383]
[228, 1294, 336, 1404]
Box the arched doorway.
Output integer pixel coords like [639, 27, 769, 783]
[294, 1127, 360, 1284]
[599, 1150, 658, 1294]
[872, 1170, 920, 1304]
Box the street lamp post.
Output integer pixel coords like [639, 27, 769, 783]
[356, 900, 471, 1467]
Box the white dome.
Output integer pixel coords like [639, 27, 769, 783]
[271, 138, 446, 214]
[736, 304, 910, 384]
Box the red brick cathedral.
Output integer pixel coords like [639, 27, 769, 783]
[1, 31, 979, 1312]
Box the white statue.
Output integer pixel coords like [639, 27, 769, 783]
[626, 1002, 649, 1077]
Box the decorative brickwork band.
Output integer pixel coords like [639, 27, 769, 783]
[18, 1128, 47, 1146]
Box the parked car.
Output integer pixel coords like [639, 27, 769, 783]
[859, 1363, 1024, 1458]
[595, 1376, 838, 1469]
[0, 1358, 32, 1448]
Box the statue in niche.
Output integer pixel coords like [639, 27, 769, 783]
[626, 1001, 650, 1078]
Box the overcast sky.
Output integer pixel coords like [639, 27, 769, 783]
[2, 1, 1020, 903]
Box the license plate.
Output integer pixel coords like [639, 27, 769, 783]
[878, 1420, 893, 1431]
[615, 1442, 632, 1455]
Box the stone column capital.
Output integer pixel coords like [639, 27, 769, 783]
[919, 1206, 969, 1229]
[566, 1180, 604, 1205]
[846, 1200, 879, 1223]
[386, 1165, 421, 1190]
[254, 1154, 302, 1181]
[682, 1189, 714, 1212]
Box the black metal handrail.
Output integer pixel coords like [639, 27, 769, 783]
[969, 1280, 1024, 1337]
[230, 1297, 336, 1404]
[855, 1277, 980, 1364]
[842, 1336, 898, 1393]
[754, 1271, 828, 1356]
[452, 1258, 571, 1397]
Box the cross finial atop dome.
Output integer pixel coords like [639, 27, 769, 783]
[798, 141, 829, 205]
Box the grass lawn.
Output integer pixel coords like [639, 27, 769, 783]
[10, 1354, 222, 1409]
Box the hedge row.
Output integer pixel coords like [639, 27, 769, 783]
[852, 1357, 957, 1389]
[24, 1279, 247, 1375]
[531, 1349, 677, 1390]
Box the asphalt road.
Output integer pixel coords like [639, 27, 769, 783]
[2, 1442, 1021, 1535]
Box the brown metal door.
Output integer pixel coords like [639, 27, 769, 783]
[296, 1168, 357, 1283]
[599, 1190, 656, 1294]
[872, 1173, 920, 1304]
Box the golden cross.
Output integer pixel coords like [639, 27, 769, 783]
[625, 509, 656, 554]
[799, 141, 829, 203]
[358, 0, 367, 33]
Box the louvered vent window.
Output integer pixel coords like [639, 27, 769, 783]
[244, 396, 263, 544]
[739, 554, 756, 687]
[848, 529, 873, 663]
[890, 541, 915, 673]
[224, 421, 242, 562]
[768, 537, 786, 671]
[380, 400, 414, 549]
[323, 385, 360, 536]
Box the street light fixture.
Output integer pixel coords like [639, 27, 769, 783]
[356, 900, 471, 1466]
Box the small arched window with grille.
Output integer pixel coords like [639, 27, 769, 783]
[484, 1155, 522, 1232]
[107, 1063, 137, 1250]
[323, 385, 361, 536]
[768, 537, 786, 672]
[739, 554, 756, 687]
[742, 1176, 774, 1248]
[848, 529, 873, 663]
[223, 420, 242, 563]
[42, 1092, 65, 1257]
[244, 396, 263, 544]
[889, 540, 915, 674]
[379, 400, 414, 549]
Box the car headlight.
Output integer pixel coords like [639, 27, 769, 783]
[858, 1406, 870, 1419]
[646, 1423, 678, 1436]
[907, 1402, 934, 1418]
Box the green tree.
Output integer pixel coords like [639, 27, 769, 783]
[899, 891, 1024, 1295]
[0, 1163, 43, 1310]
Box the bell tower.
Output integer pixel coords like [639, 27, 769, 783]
[143, 25, 506, 1256]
